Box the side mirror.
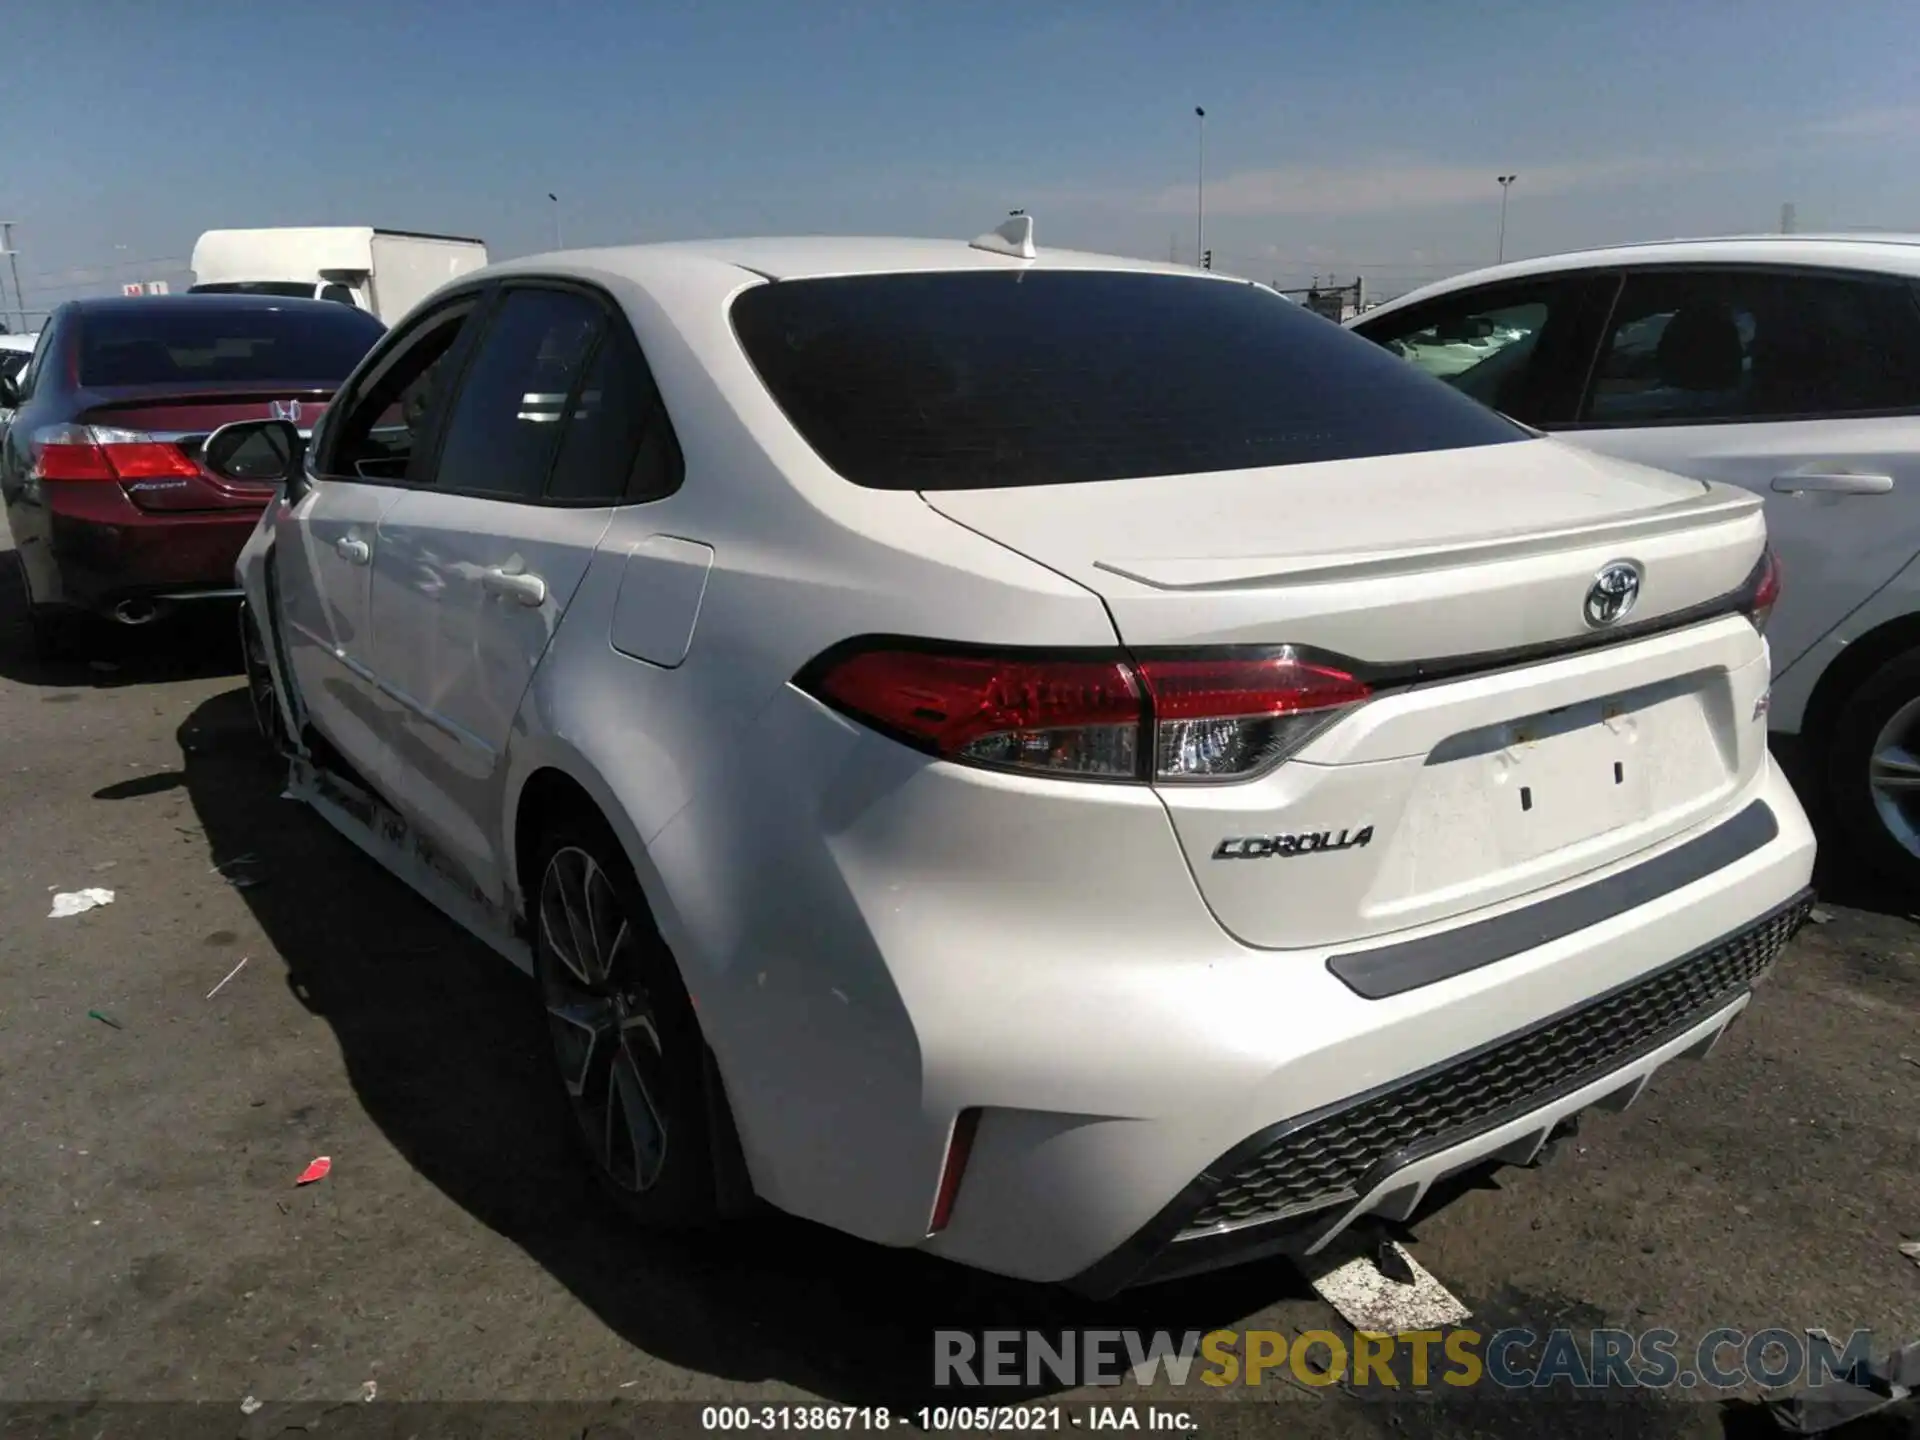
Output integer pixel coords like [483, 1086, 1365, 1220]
[203, 419, 308, 499]
[0, 374, 19, 410]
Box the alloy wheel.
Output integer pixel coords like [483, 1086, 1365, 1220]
[537, 844, 670, 1193]
[1868, 694, 1920, 861]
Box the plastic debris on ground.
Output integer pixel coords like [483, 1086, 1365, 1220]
[49, 888, 114, 918]
[1301, 1235, 1472, 1333]
[240, 1397, 262, 1416]
[206, 956, 250, 999]
[1808, 907, 1834, 924]
[1901, 1241, 1920, 1268]
[87, 1010, 123, 1030]
[295, 1156, 332, 1186]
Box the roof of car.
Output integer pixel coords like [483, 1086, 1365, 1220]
[493, 234, 1223, 285]
[1360, 233, 1920, 320]
[66, 293, 382, 318]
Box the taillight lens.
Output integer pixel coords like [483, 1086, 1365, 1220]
[802, 647, 1144, 778]
[30, 425, 200, 482]
[1742, 548, 1781, 634]
[799, 642, 1370, 783]
[1139, 650, 1374, 781]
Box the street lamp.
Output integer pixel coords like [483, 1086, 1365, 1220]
[1496, 174, 1517, 262]
[1194, 107, 1206, 269]
[548, 192, 562, 249]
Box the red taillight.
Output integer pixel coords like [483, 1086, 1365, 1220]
[1744, 548, 1781, 634]
[1137, 653, 1374, 782]
[30, 425, 200, 483]
[800, 642, 1370, 783]
[927, 1107, 980, 1236]
[803, 647, 1144, 778]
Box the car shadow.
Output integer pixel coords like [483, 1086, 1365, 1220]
[0, 550, 246, 689]
[175, 685, 1316, 1411]
[1768, 736, 1915, 921]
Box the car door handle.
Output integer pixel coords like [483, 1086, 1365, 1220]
[1771, 472, 1896, 495]
[482, 567, 548, 606]
[335, 537, 371, 564]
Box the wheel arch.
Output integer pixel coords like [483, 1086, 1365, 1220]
[1797, 610, 1920, 759]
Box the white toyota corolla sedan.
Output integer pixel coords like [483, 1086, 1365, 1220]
[214, 218, 1815, 1294]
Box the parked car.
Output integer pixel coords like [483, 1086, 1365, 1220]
[0, 332, 36, 426]
[0, 294, 386, 657]
[1351, 235, 1920, 888]
[218, 221, 1813, 1293]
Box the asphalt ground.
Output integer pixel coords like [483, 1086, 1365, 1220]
[1, 533, 1917, 1440]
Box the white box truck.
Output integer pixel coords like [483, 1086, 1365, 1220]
[189, 227, 488, 324]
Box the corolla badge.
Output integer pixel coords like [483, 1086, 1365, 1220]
[1584, 561, 1642, 629]
[269, 399, 302, 423]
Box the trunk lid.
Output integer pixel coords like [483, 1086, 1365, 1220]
[77, 385, 332, 513]
[924, 439, 1775, 951]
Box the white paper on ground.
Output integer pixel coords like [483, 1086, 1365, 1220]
[49, 888, 115, 919]
[1303, 1239, 1472, 1334]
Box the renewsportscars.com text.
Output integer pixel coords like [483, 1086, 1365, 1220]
[934, 1327, 1876, 1392]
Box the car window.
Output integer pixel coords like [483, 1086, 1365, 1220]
[1354, 275, 1619, 426]
[319, 284, 359, 307]
[76, 303, 384, 386]
[1581, 268, 1920, 425]
[730, 270, 1525, 491]
[322, 301, 476, 483]
[18, 315, 60, 399]
[432, 287, 604, 501]
[544, 320, 685, 503]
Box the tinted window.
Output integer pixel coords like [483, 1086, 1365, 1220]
[325, 305, 474, 482]
[432, 288, 602, 500]
[730, 271, 1525, 490]
[0, 350, 27, 384]
[78, 303, 384, 386]
[319, 284, 359, 307]
[1583, 269, 1920, 424]
[545, 322, 684, 503]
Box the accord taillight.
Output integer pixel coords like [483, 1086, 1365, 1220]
[29, 424, 200, 482]
[1741, 547, 1781, 634]
[797, 642, 1371, 783]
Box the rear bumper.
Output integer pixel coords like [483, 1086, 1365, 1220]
[1069, 889, 1810, 1296]
[8, 483, 262, 614]
[663, 681, 1817, 1285]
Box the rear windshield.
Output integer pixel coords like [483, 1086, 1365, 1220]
[729, 270, 1526, 490]
[79, 305, 385, 386]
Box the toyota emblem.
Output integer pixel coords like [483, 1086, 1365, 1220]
[1584, 562, 1642, 628]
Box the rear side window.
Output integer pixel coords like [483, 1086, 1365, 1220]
[544, 320, 684, 503]
[430, 287, 603, 500]
[729, 270, 1525, 490]
[1582, 268, 1920, 424]
[77, 304, 385, 386]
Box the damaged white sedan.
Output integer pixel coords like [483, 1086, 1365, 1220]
[218, 220, 1816, 1294]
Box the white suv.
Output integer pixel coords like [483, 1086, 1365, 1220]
[215, 223, 1814, 1293]
[1353, 236, 1920, 889]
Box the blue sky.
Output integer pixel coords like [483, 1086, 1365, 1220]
[4, 0, 1918, 320]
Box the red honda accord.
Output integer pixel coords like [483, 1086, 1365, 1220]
[0, 294, 384, 657]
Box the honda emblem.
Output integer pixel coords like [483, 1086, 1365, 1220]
[269, 400, 302, 424]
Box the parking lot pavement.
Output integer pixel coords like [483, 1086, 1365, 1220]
[1, 540, 1918, 1438]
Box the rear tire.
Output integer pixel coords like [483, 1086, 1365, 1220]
[529, 809, 718, 1227]
[239, 601, 291, 759]
[1824, 646, 1920, 890]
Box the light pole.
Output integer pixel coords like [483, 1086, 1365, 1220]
[1194, 107, 1206, 269]
[548, 193, 562, 249]
[1496, 174, 1517, 262]
[0, 222, 22, 331]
